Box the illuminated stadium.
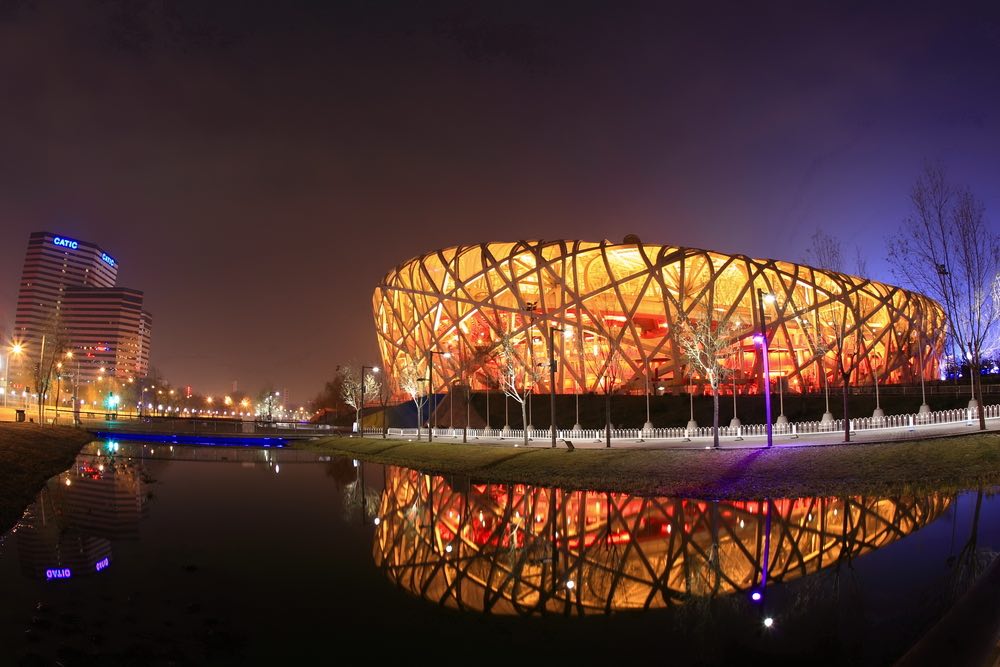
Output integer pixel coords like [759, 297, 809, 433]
[373, 239, 945, 396]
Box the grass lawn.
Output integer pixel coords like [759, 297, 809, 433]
[296, 432, 1000, 499]
[0, 423, 94, 534]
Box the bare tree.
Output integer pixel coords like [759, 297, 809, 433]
[675, 315, 743, 449]
[585, 334, 627, 448]
[888, 163, 1000, 431]
[398, 358, 428, 441]
[497, 332, 540, 447]
[804, 229, 844, 273]
[852, 246, 869, 278]
[819, 278, 867, 442]
[32, 314, 69, 424]
[340, 365, 381, 433]
[804, 228, 870, 279]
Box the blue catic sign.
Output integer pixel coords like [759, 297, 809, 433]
[95, 557, 110, 572]
[101, 252, 116, 267]
[45, 568, 72, 580]
[53, 236, 79, 250]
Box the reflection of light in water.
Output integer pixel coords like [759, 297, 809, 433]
[373, 466, 951, 616]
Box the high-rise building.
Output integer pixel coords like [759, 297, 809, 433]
[62, 287, 152, 384]
[12, 231, 152, 389]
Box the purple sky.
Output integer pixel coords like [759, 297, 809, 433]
[1, 1, 998, 405]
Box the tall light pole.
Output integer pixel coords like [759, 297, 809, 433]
[426, 350, 450, 442]
[775, 348, 788, 429]
[548, 325, 563, 448]
[523, 302, 538, 432]
[917, 328, 930, 416]
[55, 361, 63, 421]
[359, 364, 379, 434]
[72, 354, 80, 426]
[755, 289, 774, 448]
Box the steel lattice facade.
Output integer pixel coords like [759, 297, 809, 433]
[373, 239, 945, 395]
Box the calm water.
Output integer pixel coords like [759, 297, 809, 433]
[1, 440, 998, 666]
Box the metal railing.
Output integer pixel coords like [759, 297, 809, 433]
[367, 402, 1000, 444]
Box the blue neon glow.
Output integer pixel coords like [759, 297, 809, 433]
[46, 568, 72, 580]
[53, 236, 79, 250]
[93, 432, 287, 447]
[95, 557, 110, 572]
[101, 252, 117, 267]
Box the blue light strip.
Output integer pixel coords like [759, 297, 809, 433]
[92, 431, 287, 447]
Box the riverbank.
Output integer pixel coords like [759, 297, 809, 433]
[297, 432, 1000, 498]
[0, 424, 93, 534]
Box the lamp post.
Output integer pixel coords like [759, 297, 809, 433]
[359, 364, 379, 435]
[415, 377, 428, 440]
[775, 349, 788, 430]
[426, 350, 450, 442]
[871, 353, 884, 420]
[72, 354, 80, 426]
[523, 302, 538, 433]
[917, 329, 930, 417]
[755, 289, 774, 448]
[55, 361, 63, 421]
[730, 356, 741, 428]
[820, 349, 833, 424]
[548, 325, 563, 448]
[37, 334, 47, 423]
[643, 356, 653, 435]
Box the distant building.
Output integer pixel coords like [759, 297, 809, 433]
[12, 231, 152, 389]
[62, 287, 153, 384]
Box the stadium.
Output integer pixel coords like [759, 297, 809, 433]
[372, 238, 945, 397]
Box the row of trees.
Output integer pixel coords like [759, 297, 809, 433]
[682, 163, 998, 446]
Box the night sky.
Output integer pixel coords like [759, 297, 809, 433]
[1, 1, 998, 405]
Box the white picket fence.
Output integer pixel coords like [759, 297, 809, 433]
[365, 403, 1000, 443]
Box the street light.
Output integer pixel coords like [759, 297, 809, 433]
[65, 351, 80, 425]
[426, 350, 451, 442]
[359, 364, 379, 434]
[548, 325, 563, 449]
[755, 289, 774, 448]
[523, 302, 539, 431]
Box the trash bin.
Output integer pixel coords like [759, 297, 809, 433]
[15, 409, 25, 422]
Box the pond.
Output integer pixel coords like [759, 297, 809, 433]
[1, 440, 997, 665]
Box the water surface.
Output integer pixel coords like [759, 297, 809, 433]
[1, 441, 997, 665]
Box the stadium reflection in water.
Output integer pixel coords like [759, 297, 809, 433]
[373, 466, 950, 615]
